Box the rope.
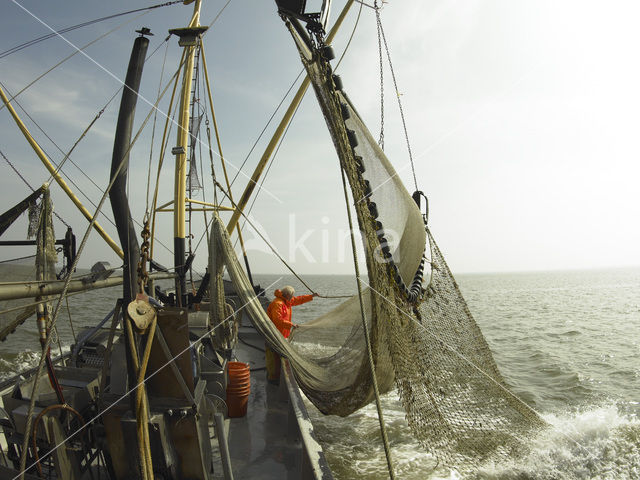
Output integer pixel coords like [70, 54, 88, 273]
[16, 62, 176, 479]
[30, 403, 86, 477]
[375, 3, 418, 191]
[17, 277, 281, 477]
[64, 296, 77, 344]
[339, 165, 395, 479]
[52, 324, 64, 359]
[125, 315, 157, 480]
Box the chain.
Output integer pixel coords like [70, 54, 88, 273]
[375, 0, 384, 149]
[137, 214, 151, 294]
[376, 7, 419, 191]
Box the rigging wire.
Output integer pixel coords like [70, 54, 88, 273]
[206, 0, 234, 30]
[47, 96, 117, 187]
[48, 36, 172, 191]
[234, 0, 363, 232]
[232, 99, 302, 248]
[334, 1, 364, 71]
[198, 73, 211, 246]
[0, 1, 182, 59]
[6, 0, 233, 241]
[228, 69, 305, 189]
[195, 0, 364, 294]
[1, 82, 118, 221]
[0, 149, 70, 229]
[6, 0, 233, 202]
[0, 290, 83, 317]
[187, 92, 294, 261]
[354, 0, 378, 10]
[17, 59, 180, 476]
[17, 276, 282, 479]
[0, 9, 151, 114]
[1, 37, 177, 256]
[376, 0, 385, 149]
[196, 179, 352, 299]
[146, 39, 171, 214]
[145, 0, 234, 262]
[374, 2, 418, 191]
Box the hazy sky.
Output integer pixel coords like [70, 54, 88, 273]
[1, 0, 639, 276]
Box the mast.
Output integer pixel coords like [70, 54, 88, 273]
[171, 0, 206, 306]
[226, 0, 353, 234]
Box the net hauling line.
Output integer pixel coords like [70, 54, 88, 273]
[210, 178, 353, 299]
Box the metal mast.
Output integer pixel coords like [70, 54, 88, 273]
[170, 0, 207, 306]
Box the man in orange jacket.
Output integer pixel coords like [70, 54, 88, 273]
[265, 285, 316, 383]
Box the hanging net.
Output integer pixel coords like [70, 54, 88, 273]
[188, 114, 203, 195]
[0, 188, 57, 341]
[209, 16, 547, 471]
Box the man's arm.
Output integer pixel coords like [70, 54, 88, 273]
[290, 294, 314, 306]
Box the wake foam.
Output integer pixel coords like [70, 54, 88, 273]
[478, 404, 640, 479]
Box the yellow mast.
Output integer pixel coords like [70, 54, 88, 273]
[0, 84, 124, 259]
[172, 0, 205, 304]
[226, 0, 355, 234]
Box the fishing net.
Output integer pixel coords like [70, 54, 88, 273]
[0, 188, 57, 341]
[212, 17, 546, 470]
[188, 114, 203, 195]
[0, 255, 38, 342]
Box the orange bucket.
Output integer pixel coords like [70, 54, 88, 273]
[228, 362, 250, 378]
[226, 362, 251, 418]
[227, 392, 249, 417]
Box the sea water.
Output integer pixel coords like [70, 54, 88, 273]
[254, 269, 640, 479]
[1, 268, 638, 478]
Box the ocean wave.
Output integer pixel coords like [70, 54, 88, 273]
[478, 404, 640, 479]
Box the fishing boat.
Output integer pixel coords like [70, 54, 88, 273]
[0, 1, 551, 478]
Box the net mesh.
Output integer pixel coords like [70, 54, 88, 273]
[0, 189, 57, 342]
[0, 255, 37, 342]
[211, 19, 546, 470]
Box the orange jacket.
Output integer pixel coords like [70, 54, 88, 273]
[267, 289, 313, 338]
